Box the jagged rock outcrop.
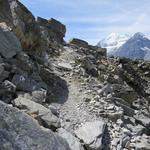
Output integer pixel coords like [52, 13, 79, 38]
[0, 0, 45, 52]
[37, 17, 66, 44]
[9, 0, 46, 52]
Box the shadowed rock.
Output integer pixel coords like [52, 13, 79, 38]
[0, 22, 22, 58]
[0, 101, 70, 150]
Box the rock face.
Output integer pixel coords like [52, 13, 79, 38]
[0, 0, 13, 27]
[75, 121, 106, 150]
[0, 0, 45, 52]
[9, 0, 45, 52]
[0, 22, 22, 58]
[0, 101, 70, 150]
[37, 17, 66, 46]
[0, 80, 16, 103]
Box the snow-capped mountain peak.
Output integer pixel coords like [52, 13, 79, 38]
[114, 32, 150, 60]
[97, 33, 130, 54]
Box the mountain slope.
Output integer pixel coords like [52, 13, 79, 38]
[97, 33, 130, 54]
[114, 32, 150, 60]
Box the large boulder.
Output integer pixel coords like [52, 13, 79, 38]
[57, 128, 84, 150]
[13, 97, 60, 129]
[12, 74, 43, 92]
[0, 101, 70, 150]
[0, 80, 16, 103]
[39, 67, 68, 103]
[75, 121, 106, 150]
[0, 64, 10, 82]
[0, 22, 22, 58]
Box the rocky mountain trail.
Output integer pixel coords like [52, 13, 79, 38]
[0, 0, 150, 150]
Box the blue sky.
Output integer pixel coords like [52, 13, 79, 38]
[20, 0, 150, 45]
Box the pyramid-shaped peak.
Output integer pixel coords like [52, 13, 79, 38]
[132, 32, 147, 39]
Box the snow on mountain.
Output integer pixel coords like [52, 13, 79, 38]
[114, 32, 150, 60]
[97, 33, 130, 54]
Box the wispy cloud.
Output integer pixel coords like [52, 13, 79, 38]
[20, 0, 150, 45]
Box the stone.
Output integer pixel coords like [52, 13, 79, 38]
[57, 128, 84, 150]
[0, 101, 70, 150]
[17, 90, 47, 104]
[112, 84, 138, 104]
[2, 80, 16, 93]
[0, 80, 16, 103]
[0, 22, 22, 58]
[10, 55, 34, 74]
[12, 74, 42, 92]
[112, 97, 135, 116]
[13, 97, 60, 129]
[49, 105, 59, 116]
[122, 136, 131, 148]
[97, 84, 112, 95]
[132, 124, 145, 135]
[75, 121, 106, 150]
[0, 55, 3, 63]
[96, 48, 107, 57]
[69, 38, 89, 48]
[57, 62, 73, 71]
[130, 135, 150, 150]
[134, 113, 150, 128]
[39, 67, 68, 103]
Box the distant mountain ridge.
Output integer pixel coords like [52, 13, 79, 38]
[97, 32, 150, 60]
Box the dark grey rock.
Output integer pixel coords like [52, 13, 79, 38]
[0, 80, 16, 103]
[12, 74, 42, 92]
[0, 101, 70, 150]
[0, 22, 22, 58]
